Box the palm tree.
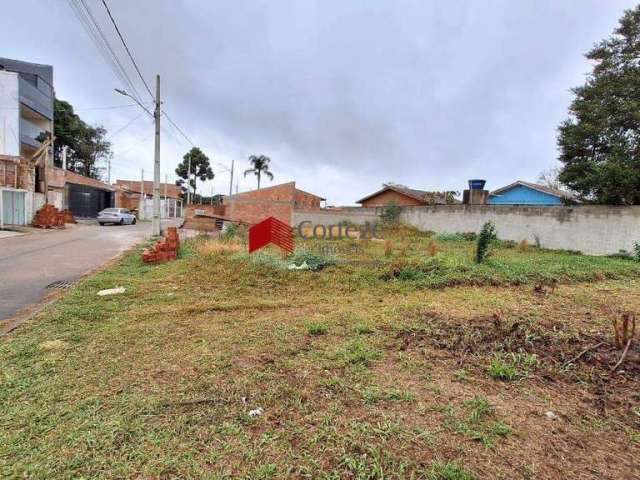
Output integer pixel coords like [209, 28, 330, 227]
[243, 155, 274, 190]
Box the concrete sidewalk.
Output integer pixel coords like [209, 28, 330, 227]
[0, 221, 166, 322]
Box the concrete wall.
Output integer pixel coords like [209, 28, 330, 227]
[293, 207, 380, 227]
[294, 205, 640, 255]
[400, 205, 640, 255]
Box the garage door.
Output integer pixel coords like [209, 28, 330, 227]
[1, 190, 26, 225]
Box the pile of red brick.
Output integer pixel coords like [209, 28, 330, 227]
[142, 227, 181, 263]
[61, 209, 77, 224]
[33, 204, 65, 229]
[32, 204, 77, 229]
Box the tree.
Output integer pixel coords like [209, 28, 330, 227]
[51, 98, 112, 180]
[243, 155, 274, 189]
[537, 167, 562, 190]
[175, 147, 214, 200]
[557, 5, 640, 205]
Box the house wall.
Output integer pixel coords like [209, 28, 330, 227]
[224, 182, 297, 225]
[293, 205, 640, 255]
[0, 72, 20, 157]
[360, 189, 424, 207]
[489, 185, 563, 206]
[294, 189, 322, 209]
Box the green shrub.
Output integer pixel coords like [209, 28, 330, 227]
[380, 202, 401, 224]
[306, 322, 328, 335]
[475, 222, 496, 263]
[221, 222, 238, 240]
[634, 242, 640, 262]
[289, 250, 336, 271]
[487, 356, 518, 380]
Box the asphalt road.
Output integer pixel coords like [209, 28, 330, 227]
[0, 221, 155, 321]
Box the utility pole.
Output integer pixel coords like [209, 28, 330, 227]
[152, 74, 161, 237]
[186, 155, 192, 205]
[139, 168, 145, 220]
[229, 159, 234, 196]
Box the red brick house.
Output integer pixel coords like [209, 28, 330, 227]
[183, 181, 324, 230]
[356, 184, 458, 207]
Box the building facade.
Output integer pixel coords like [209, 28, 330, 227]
[115, 179, 183, 219]
[0, 58, 54, 226]
[488, 181, 576, 206]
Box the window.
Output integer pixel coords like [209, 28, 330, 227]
[0, 161, 18, 188]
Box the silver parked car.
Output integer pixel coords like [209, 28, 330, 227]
[98, 208, 137, 226]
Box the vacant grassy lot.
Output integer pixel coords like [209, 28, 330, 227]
[1, 226, 639, 479]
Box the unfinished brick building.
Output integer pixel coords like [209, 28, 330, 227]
[183, 181, 324, 231]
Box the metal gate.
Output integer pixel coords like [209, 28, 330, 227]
[1, 189, 26, 225]
[67, 184, 113, 218]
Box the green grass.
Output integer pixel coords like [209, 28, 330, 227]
[0, 226, 638, 478]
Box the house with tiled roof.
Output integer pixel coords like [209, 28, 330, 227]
[488, 180, 577, 206]
[356, 184, 459, 207]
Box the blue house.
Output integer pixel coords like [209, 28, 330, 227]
[488, 180, 576, 206]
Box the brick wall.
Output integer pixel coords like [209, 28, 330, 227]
[360, 189, 424, 207]
[224, 182, 297, 225]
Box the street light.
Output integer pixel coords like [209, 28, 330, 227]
[114, 82, 162, 237]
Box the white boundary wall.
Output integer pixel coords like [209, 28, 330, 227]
[293, 205, 640, 255]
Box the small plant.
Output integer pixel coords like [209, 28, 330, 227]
[380, 201, 401, 224]
[426, 461, 475, 480]
[289, 250, 335, 271]
[461, 232, 477, 241]
[384, 240, 393, 257]
[221, 222, 238, 240]
[517, 239, 529, 252]
[354, 323, 374, 334]
[487, 356, 518, 380]
[611, 312, 636, 349]
[487, 353, 537, 380]
[634, 242, 640, 262]
[427, 240, 440, 257]
[306, 322, 328, 336]
[475, 221, 496, 263]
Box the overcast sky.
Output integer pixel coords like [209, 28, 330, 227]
[2, 1, 636, 204]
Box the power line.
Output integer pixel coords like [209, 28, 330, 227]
[100, 0, 154, 100]
[66, 0, 143, 104]
[161, 110, 195, 146]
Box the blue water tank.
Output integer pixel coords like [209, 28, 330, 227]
[468, 179, 486, 190]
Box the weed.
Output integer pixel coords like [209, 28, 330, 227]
[517, 239, 529, 252]
[384, 240, 393, 257]
[334, 340, 382, 366]
[488, 353, 537, 380]
[611, 312, 636, 349]
[635, 242, 640, 262]
[289, 250, 336, 271]
[488, 356, 519, 380]
[475, 221, 496, 263]
[307, 322, 328, 336]
[380, 202, 401, 224]
[426, 461, 476, 480]
[354, 323, 374, 334]
[427, 240, 440, 257]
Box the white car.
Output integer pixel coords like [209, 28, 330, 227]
[97, 208, 137, 226]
